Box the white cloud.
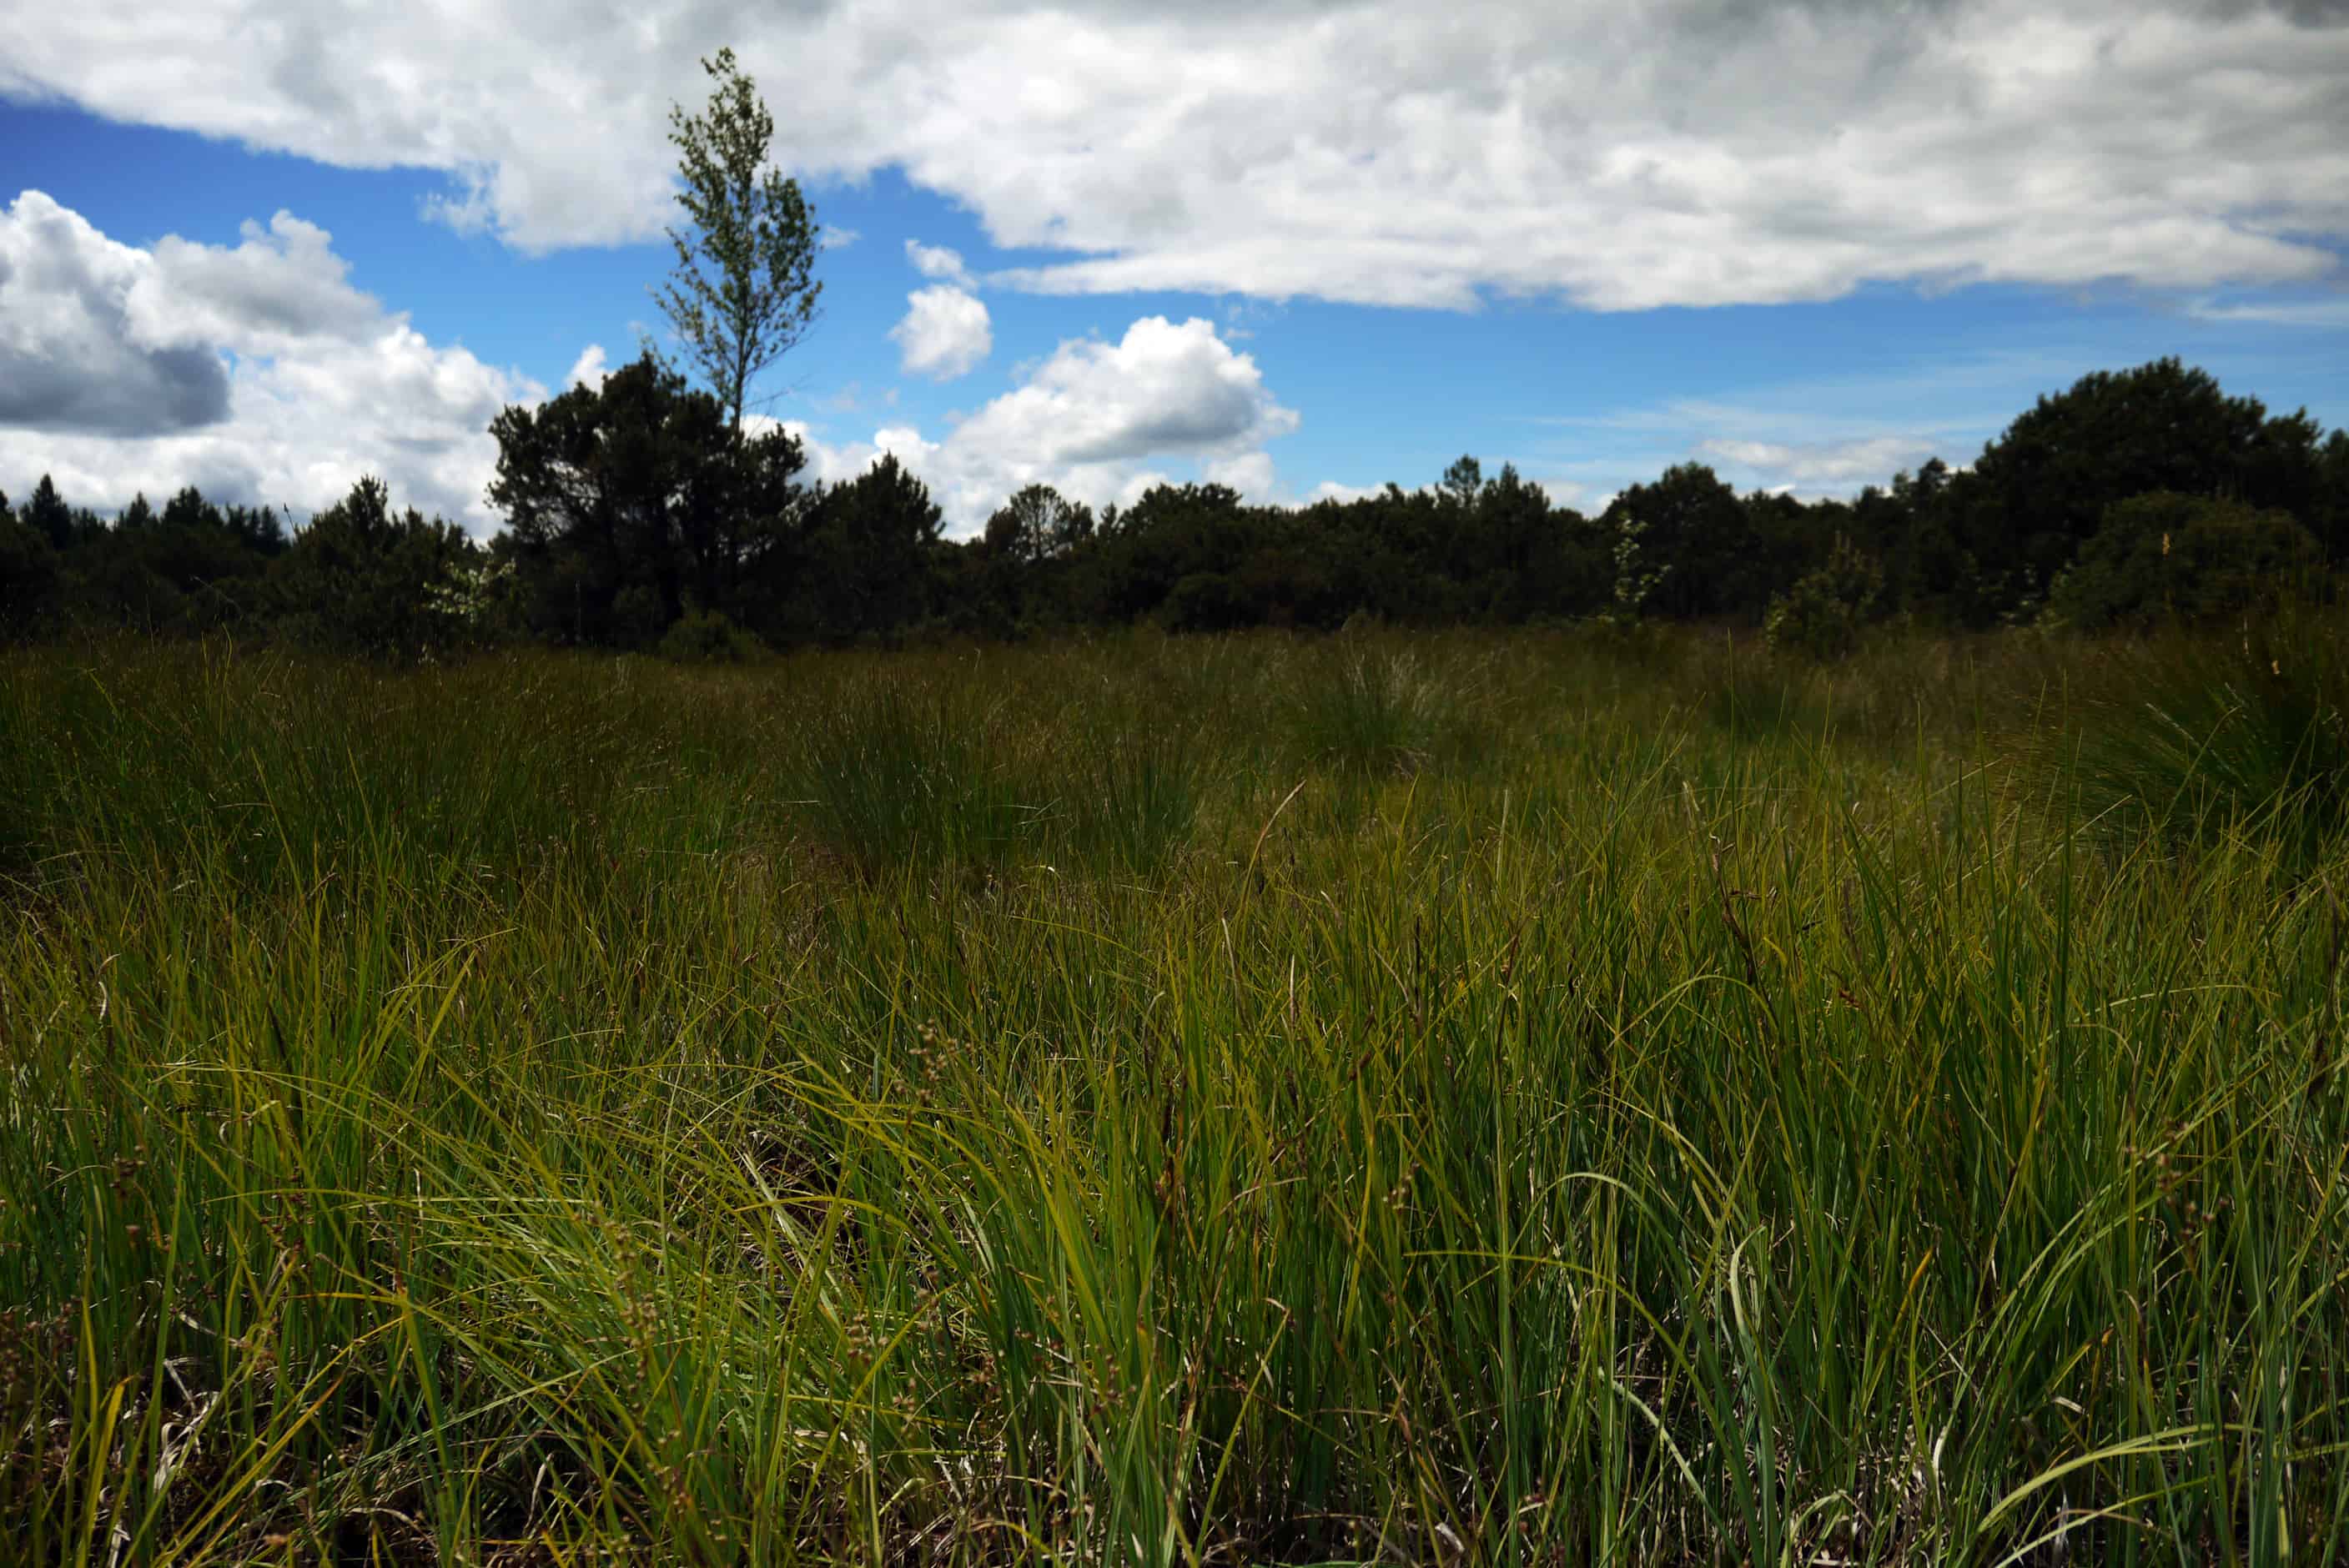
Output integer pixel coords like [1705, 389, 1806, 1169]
[134, 211, 382, 353]
[1696, 435, 1948, 490]
[780, 314, 1295, 533]
[0, 190, 232, 435]
[955, 315, 1296, 467]
[0, 191, 540, 529]
[1505, 348, 2125, 501]
[905, 239, 975, 289]
[566, 343, 610, 389]
[2186, 296, 2349, 328]
[888, 285, 993, 380]
[3, 2, 2341, 308]
[1204, 450, 1276, 501]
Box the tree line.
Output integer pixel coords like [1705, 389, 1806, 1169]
[3, 351, 2346, 660]
[7, 53, 2345, 660]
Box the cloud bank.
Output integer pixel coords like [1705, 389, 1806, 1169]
[0, 190, 1302, 537]
[5, 0, 2342, 309]
[0, 191, 539, 527]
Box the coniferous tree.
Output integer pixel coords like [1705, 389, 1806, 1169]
[792, 455, 943, 642]
[490, 351, 805, 646]
[23, 475, 73, 551]
[0, 503, 61, 634]
[274, 475, 480, 655]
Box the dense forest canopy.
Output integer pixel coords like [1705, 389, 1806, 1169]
[3, 354, 2346, 658]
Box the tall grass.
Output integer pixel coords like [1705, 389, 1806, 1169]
[3, 626, 2346, 1564]
[787, 681, 1035, 874]
[2060, 615, 2349, 867]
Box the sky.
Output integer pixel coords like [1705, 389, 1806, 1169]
[3, 0, 2346, 539]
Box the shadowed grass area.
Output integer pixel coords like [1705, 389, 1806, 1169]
[2055, 612, 2349, 869]
[3, 625, 2347, 1565]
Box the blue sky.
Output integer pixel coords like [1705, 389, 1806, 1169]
[4, 0, 2346, 536]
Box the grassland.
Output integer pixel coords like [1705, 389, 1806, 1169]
[3, 623, 2346, 1565]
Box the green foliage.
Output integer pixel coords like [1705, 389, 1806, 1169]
[657, 606, 765, 663]
[489, 351, 805, 646]
[3, 357, 2346, 667]
[1932, 357, 2337, 620]
[2050, 490, 2323, 631]
[21, 473, 75, 550]
[1159, 568, 1250, 632]
[1602, 462, 1761, 621]
[786, 455, 943, 643]
[1764, 534, 1883, 661]
[271, 475, 480, 656]
[657, 47, 822, 430]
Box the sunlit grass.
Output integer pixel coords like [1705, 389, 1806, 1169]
[3, 625, 2346, 1564]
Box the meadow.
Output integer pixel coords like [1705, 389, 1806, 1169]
[3, 621, 2346, 1565]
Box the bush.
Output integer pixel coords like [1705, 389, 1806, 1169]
[2050, 491, 2323, 631]
[1764, 535, 1881, 662]
[659, 608, 766, 664]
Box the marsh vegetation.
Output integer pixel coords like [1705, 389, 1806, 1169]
[5, 622, 2349, 1564]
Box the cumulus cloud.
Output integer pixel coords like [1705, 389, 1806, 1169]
[0, 190, 231, 435]
[566, 343, 610, 389]
[888, 285, 993, 380]
[0, 191, 540, 528]
[3, 1, 2342, 308]
[779, 314, 1296, 532]
[955, 315, 1297, 467]
[138, 212, 383, 351]
[1203, 450, 1277, 501]
[906, 239, 975, 289]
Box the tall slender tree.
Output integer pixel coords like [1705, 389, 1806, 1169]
[656, 47, 823, 433]
[24, 475, 73, 550]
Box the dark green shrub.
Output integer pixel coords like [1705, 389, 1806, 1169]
[1161, 571, 1250, 633]
[1764, 535, 1882, 662]
[271, 475, 481, 657]
[659, 609, 765, 664]
[2050, 491, 2322, 631]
